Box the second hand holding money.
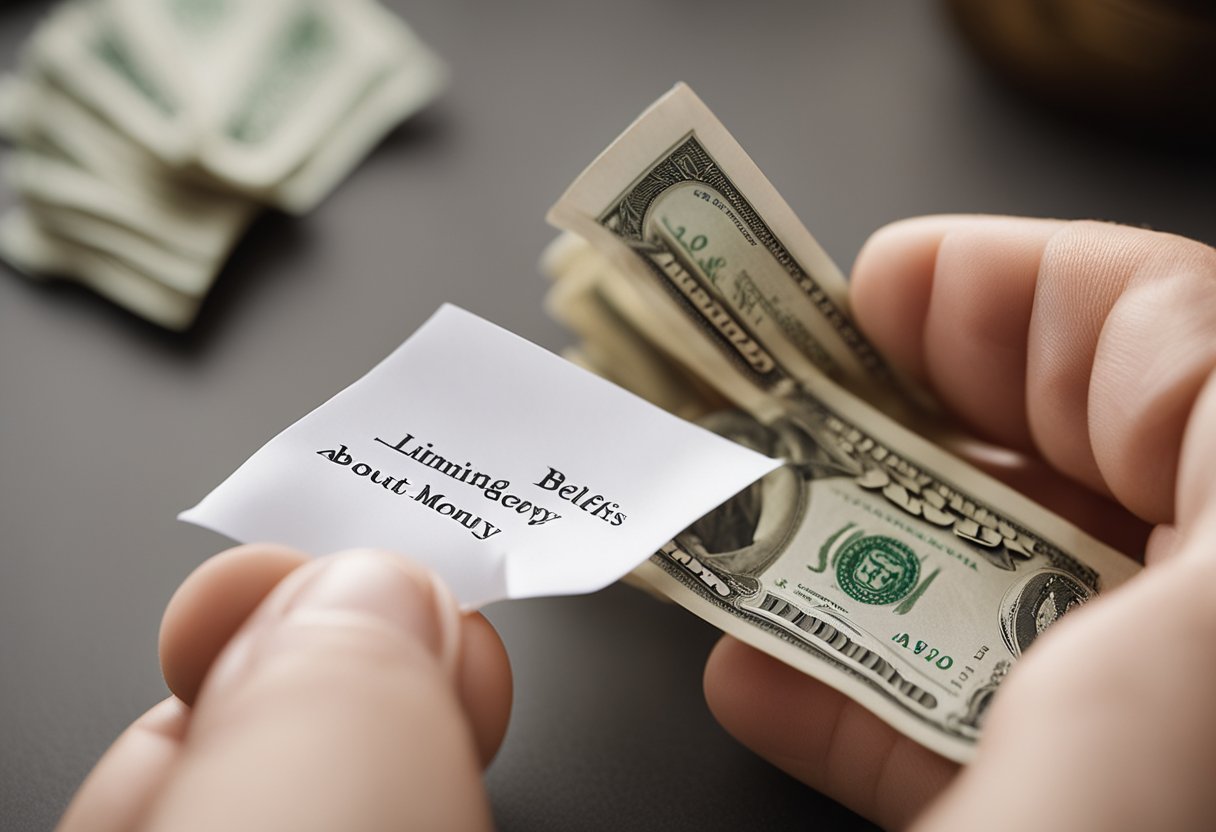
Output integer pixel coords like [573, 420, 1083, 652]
[706, 215, 1216, 831]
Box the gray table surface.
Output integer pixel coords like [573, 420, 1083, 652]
[2, 1, 1213, 829]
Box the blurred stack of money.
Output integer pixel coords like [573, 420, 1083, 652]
[540, 84, 1140, 763]
[0, 0, 445, 330]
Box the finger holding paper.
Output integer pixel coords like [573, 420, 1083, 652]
[57, 548, 508, 832]
[156, 543, 512, 766]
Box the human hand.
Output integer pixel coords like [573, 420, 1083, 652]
[703, 216, 1216, 830]
[56, 546, 512, 832]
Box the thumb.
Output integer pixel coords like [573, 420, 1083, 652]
[141, 549, 492, 832]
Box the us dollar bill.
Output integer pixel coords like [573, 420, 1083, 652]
[545, 84, 1140, 762]
[542, 231, 726, 423]
[546, 83, 932, 422]
[1, 0, 444, 329]
[635, 397, 1139, 762]
[106, 0, 446, 200]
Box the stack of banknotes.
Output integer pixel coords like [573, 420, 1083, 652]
[542, 84, 1140, 763]
[0, 0, 445, 330]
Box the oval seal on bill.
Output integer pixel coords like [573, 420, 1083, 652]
[835, 535, 920, 605]
[999, 568, 1093, 656]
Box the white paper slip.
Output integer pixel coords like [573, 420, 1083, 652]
[180, 305, 780, 607]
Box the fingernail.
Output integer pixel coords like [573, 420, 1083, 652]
[204, 551, 461, 698]
[284, 551, 461, 671]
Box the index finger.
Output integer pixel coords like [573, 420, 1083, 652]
[850, 215, 1216, 524]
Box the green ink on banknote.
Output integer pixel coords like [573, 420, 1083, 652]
[810, 521, 856, 573]
[226, 6, 336, 144]
[168, 0, 230, 39]
[660, 215, 726, 281]
[894, 567, 941, 615]
[93, 28, 176, 115]
[835, 535, 920, 605]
